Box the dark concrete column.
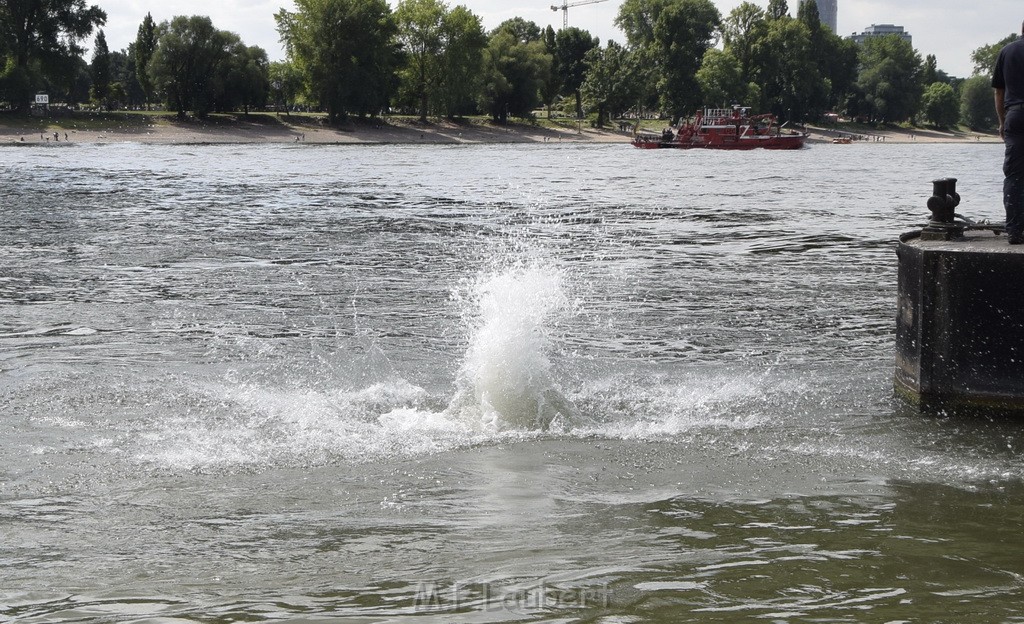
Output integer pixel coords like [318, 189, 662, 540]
[896, 230, 1024, 414]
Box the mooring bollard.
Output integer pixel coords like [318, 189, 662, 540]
[920, 178, 962, 241]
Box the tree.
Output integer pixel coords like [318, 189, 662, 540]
[721, 2, 765, 79]
[116, 44, 146, 108]
[971, 34, 1018, 77]
[794, 0, 856, 113]
[581, 40, 637, 126]
[269, 60, 303, 114]
[0, 0, 106, 110]
[435, 5, 486, 118]
[494, 17, 541, 44]
[540, 25, 560, 117]
[479, 27, 551, 123]
[276, 0, 399, 122]
[89, 29, 110, 107]
[554, 27, 598, 119]
[66, 57, 91, 105]
[767, 0, 788, 20]
[147, 16, 229, 118]
[857, 34, 923, 123]
[617, 0, 721, 119]
[920, 82, 959, 128]
[134, 12, 158, 109]
[105, 48, 142, 109]
[695, 48, 744, 107]
[819, 30, 859, 111]
[796, 0, 819, 33]
[212, 36, 269, 115]
[107, 81, 126, 109]
[960, 75, 997, 130]
[921, 54, 938, 86]
[749, 16, 824, 120]
[394, 0, 485, 120]
[395, 0, 444, 122]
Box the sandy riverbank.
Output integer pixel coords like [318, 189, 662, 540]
[0, 113, 631, 146]
[0, 112, 1002, 146]
[803, 124, 1001, 145]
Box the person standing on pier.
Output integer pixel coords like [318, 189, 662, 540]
[993, 21, 1024, 244]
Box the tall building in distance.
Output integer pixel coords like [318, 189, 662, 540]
[798, 0, 838, 33]
[850, 24, 913, 46]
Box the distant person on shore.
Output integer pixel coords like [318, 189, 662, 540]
[993, 21, 1024, 244]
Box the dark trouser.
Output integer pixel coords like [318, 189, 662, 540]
[1004, 107, 1024, 236]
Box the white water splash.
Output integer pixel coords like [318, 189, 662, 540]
[446, 260, 579, 431]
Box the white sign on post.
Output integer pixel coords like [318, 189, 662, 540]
[35, 94, 49, 105]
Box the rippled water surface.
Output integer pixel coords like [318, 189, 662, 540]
[3, 142, 1024, 622]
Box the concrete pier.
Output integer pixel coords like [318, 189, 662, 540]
[895, 229, 1024, 414]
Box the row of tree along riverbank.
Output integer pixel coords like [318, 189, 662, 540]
[0, 0, 1014, 132]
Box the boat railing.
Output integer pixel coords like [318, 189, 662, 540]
[704, 108, 734, 119]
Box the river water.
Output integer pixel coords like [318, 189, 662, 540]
[3, 141, 1024, 622]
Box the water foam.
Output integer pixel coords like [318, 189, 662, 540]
[446, 260, 579, 431]
[134, 260, 802, 472]
[136, 380, 481, 471]
[136, 260, 579, 471]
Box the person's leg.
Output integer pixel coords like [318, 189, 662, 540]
[1003, 109, 1024, 242]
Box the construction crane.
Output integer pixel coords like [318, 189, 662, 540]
[550, 0, 609, 30]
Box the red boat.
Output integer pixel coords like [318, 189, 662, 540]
[632, 106, 807, 150]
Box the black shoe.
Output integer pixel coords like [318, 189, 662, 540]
[1010, 234, 1024, 245]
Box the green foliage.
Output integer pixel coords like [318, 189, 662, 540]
[134, 13, 158, 108]
[269, 60, 304, 112]
[617, 0, 721, 119]
[479, 27, 550, 123]
[971, 34, 1018, 77]
[796, 0, 818, 32]
[960, 75, 997, 130]
[395, 0, 445, 121]
[655, 0, 721, 118]
[276, 0, 399, 122]
[434, 5, 486, 118]
[767, 0, 788, 20]
[695, 48, 744, 107]
[615, 0, 660, 48]
[721, 2, 765, 79]
[581, 40, 638, 126]
[920, 82, 959, 128]
[554, 27, 598, 118]
[921, 54, 938, 86]
[493, 17, 542, 44]
[89, 30, 109, 106]
[213, 35, 270, 115]
[115, 45, 146, 109]
[394, 0, 486, 120]
[0, 63, 33, 108]
[819, 28, 858, 111]
[749, 16, 824, 120]
[107, 81, 126, 108]
[540, 25, 560, 117]
[722, 4, 851, 119]
[0, 0, 106, 109]
[144, 17, 267, 118]
[857, 34, 924, 123]
[147, 16, 228, 118]
[68, 57, 91, 105]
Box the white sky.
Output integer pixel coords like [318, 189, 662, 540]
[94, 0, 1023, 79]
